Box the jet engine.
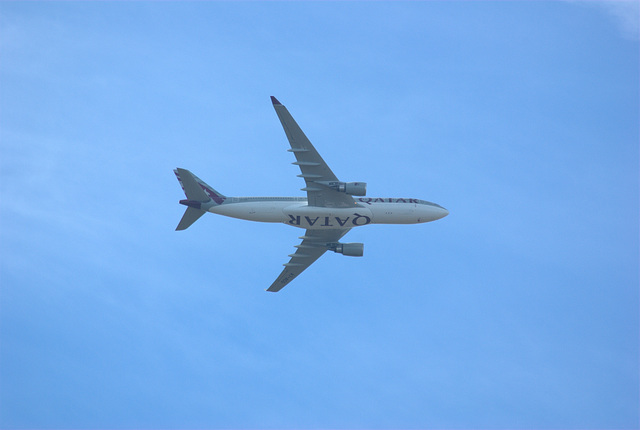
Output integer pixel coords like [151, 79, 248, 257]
[329, 242, 364, 257]
[339, 182, 367, 196]
[318, 181, 367, 196]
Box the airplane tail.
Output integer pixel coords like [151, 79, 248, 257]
[173, 168, 227, 231]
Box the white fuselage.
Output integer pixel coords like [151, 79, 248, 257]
[209, 196, 449, 230]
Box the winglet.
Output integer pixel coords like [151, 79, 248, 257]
[270, 96, 282, 106]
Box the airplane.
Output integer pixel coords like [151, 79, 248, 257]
[174, 96, 448, 292]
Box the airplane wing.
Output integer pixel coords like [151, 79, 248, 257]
[271, 96, 355, 208]
[267, 228, 351, 292]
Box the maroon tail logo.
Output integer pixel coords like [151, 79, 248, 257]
[200, 185, 226, 205]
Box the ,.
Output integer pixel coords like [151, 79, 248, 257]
[174, 96, 448, 292]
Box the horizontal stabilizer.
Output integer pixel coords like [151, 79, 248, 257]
[176, 207, 206, 231]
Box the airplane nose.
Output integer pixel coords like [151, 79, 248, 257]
[417, 204, 449, 223]
[435, 206, 449, 220]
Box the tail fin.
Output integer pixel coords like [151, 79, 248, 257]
[174, 168, 226, 204]
[173, 168, 226, 231]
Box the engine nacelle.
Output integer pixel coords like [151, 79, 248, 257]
[330, 242, 364, 257]
[341, 182, 367, 196]
[317, 181, 367, 196]
[337, 182, 367, 196]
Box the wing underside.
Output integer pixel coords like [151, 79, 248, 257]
[267, 229, 351, 292]
[271, 96, 355, 208]
[268, 97, 357, 292]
